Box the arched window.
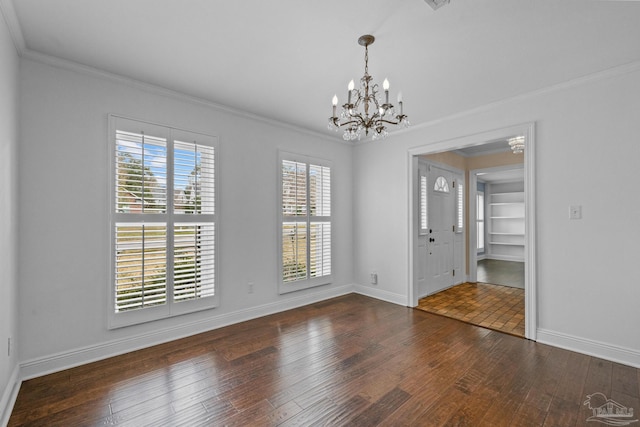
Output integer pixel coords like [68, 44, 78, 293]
[434, 176, 450, 193]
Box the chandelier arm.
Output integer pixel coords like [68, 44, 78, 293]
[337, 119, 363, 128]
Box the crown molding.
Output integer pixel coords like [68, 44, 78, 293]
[0, 0, 25, 55]
[20, 48, 345, 145]
[1, 2, 341, 144]
[394, 59, 640, 139]
[5, 0, 640, 147]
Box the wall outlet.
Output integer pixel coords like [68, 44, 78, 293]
[248, 281, 255, 294]
[370, 273, 378, 285]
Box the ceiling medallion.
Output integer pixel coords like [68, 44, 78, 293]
[328, 35, 409, 141]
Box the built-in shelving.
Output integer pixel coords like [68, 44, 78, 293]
[487, 187, 525, 261]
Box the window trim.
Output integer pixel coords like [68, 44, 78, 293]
[108, 115, 219, 329]
[277, 151, 333, 294]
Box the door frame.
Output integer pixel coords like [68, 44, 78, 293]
[408, 122, 537, 340]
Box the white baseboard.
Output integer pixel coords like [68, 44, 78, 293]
[19, 285, 354, 381]
[537, 328, 640, 369]
[353, 284, 408, 306]
[1, 364, 20, 427]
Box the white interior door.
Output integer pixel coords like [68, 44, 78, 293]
[427, 165, 455, 294]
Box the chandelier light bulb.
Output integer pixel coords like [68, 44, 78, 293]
[397, 92, 403, 103]
[383, 78, 389, 91]
[348, 80, 355, 91]
[332, 95, 338, 106]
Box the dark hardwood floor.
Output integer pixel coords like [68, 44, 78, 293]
[8, 294, 640, 426]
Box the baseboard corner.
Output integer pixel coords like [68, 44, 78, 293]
[0, 364, 21, 427]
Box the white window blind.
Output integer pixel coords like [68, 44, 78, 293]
[457, 181, 464, 232]
[420, 173, 428, 234]
[279, 153, 332, 293]
[110, 116, 218, 328]
[477, 191, 485, 252]
[114, 223, 167, 311]
[174, 223, 215, 301]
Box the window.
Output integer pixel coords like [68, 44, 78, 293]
[477, 190, 485, 252]
[419, 173, 428, 234]
[279, 152, 332, 293]
[434, 176, 450, 193]
[109, 116, 218, 328]
[456, 180, 464, 232]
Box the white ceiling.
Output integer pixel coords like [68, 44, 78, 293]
[5, 0, 640, 139]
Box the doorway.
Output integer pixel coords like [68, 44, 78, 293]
[409, 123, 536, 340]
[470, 166, 525, 289]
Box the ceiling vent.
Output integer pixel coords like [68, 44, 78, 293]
[424, 0, 451, 10]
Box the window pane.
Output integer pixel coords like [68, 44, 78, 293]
[282, 222, 307, 282]
[282, 160, 307, 216]
[420, 175, 428, 232]
[309, 222, 331, 278]
[457, 182, 464, 230]
[434, 176, 450, 193]
[477, 191, 485, 251]
[174, 141, 215, 214]
[174, 223, 215, 302]
[115, 131, 167, 213]
[115, 224, 167, 312]
[309, 164, 331, 217]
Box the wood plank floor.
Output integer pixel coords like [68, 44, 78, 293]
[8, 294, 640, 426]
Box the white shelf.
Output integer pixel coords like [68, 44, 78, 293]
[491, 192, 524, 196]
[487, 186, 525, 261]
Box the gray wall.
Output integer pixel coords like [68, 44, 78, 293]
[353, 65, 640, 366]
[17, 58, 354, 376]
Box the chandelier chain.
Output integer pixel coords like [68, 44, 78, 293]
[364, 45, 369, 76]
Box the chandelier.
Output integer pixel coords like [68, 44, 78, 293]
[508, 136, 525, 154]
[328, 35, 409, 141]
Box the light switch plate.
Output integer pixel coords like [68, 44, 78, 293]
[569, 205, 582, 220]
